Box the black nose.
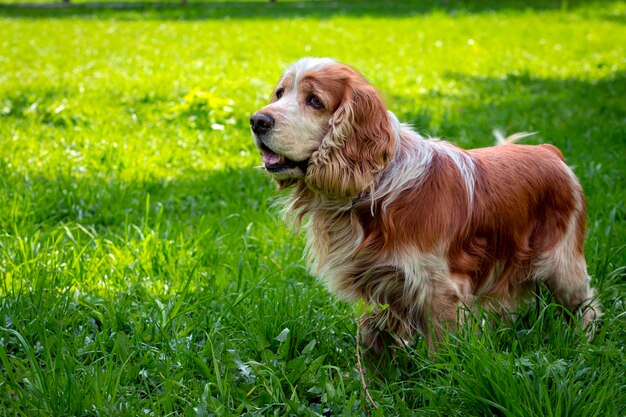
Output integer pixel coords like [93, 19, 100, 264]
[250, 113, 274, 135]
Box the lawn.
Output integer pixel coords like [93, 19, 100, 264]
[0, 1, 625, 415]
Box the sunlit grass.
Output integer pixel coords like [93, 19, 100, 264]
[0, 1, 625, 415]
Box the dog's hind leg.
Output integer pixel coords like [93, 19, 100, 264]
[535, 210, 602, 338]
[543, 256, 601, 332]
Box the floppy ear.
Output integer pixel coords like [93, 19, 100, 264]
[306, 82, 396, 200]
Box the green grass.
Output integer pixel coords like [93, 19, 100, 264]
[0, 1, 625, 415]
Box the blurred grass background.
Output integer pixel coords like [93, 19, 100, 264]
[0, 1, 624, 415]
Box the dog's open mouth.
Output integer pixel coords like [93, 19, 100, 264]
[260, 143, 309, 173]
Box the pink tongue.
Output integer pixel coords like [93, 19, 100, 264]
[262, 151, 281, 165]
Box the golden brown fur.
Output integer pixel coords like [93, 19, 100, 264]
[251, 58, 601, 352]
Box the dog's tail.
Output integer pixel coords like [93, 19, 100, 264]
[493, 129, 537, 145]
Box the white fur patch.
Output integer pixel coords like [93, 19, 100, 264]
[429, 139, 476, 208]
[370, 120, 476, 212]
[291, 57, 336, 85]
[371, 121, 433, 211]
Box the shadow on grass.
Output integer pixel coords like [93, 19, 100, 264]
[0, 165, 276, 234]
[396, 71, 626, 159]
[0, 0, 614, 21]
[440, 71, 625, 150]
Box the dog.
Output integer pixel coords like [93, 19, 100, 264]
[250, 57, 601, 352]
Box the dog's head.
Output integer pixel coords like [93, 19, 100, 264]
[251, 58, 397, 199]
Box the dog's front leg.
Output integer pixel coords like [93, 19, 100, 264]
[359, 304, 417, 356]
[357, 266, 421, 354]
[420, 273, 475, 350]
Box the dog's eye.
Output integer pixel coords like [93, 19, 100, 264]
[275, 88, 284, 99]
[307, 94, 324, 109]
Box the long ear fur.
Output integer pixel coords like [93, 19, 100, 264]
[306, 79, 396, 200]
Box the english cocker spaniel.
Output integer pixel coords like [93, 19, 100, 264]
[250, 57, 601, 352]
